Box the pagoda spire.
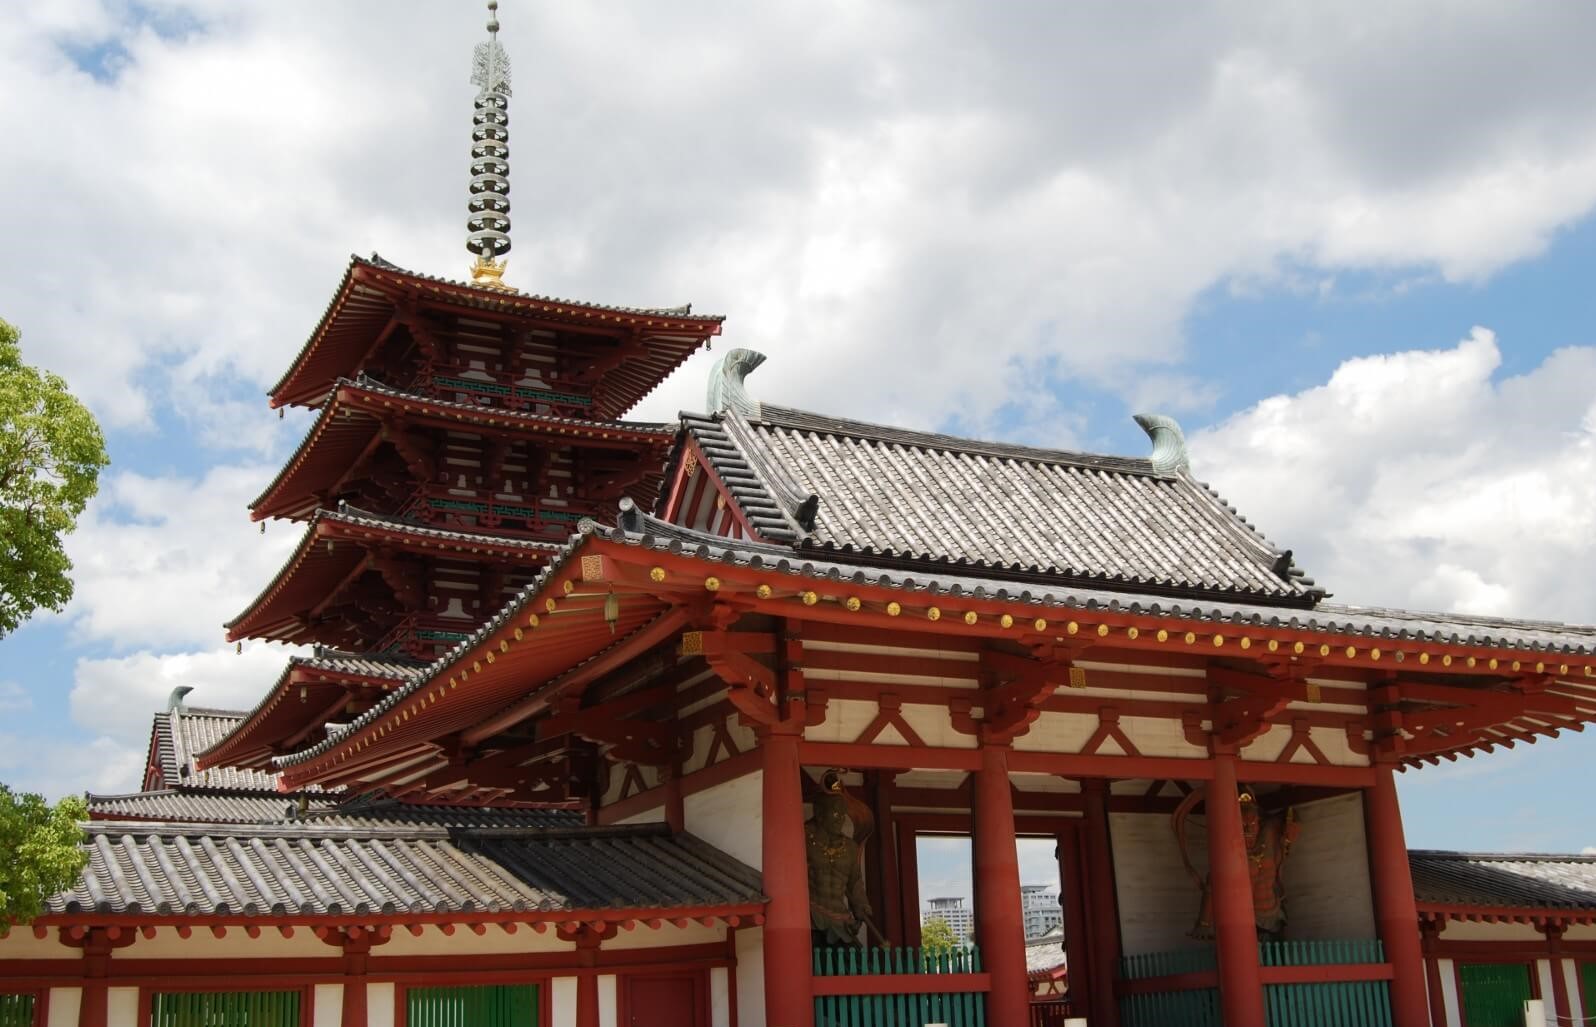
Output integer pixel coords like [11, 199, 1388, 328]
[467, 1, 514, 290]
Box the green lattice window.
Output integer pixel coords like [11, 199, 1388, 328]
[1458, 962, 1532, 1027]
[407, 984, 539, 1027]
[149, 990, 300, 1026]
[0, 994, 34, 1027]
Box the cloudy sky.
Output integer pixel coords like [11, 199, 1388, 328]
[3, 1, 1596, 893]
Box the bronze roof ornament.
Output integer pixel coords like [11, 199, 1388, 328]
[1133, 412, 1191, 475]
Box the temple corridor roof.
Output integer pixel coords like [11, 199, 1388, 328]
[674, 405, 1322, 605]
[48, 821, 762, 922]
[1410, 850, 1596, 919]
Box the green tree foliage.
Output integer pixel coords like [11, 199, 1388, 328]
[920, 916, 958, 955]
[0, 316, 109, 637]
[0, 786, 86, 928]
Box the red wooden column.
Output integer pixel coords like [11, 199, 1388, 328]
[973, 741, 1028, 1027]
[1365, 764, 1429, 1027]
[761, 725, 814, 1027]
[1056, 822, 1093, 1018]
[339, 930, 371, 1027]
[1081, 779, 1122, 1027]
[661, 759, 685, 834]
[1208, 754, 1266, 1027]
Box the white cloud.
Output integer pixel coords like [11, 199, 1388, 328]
[1195, 330, 1596, 622]
[0, 733, 146, 801]
[4, 2, 1596, 435]
[62, 462, 301, 650]
[70, 643, 299, 749]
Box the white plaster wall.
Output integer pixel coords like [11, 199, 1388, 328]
[124, 926, 328, 959]
[551, 977, 577, 1027]
[1538, 961, 1556, 1015]
[1435, 920, 1547, 942]
[367, 982, 395, 1027]
[1241, 724, 1293, 763]
[1012, 710, 1097, 753]
[1278, 793, 1376, 940]
[45, 989, 79, 1027]
[107, 987, 138, 1027]
[685, 769, 763, 869]
[312, 983, 342, 1027]
[1438, 957, 1461, 1027]
[899, 703, 977, 749]
[1121, 716, 1208, 759]
[598, 975, 617, 1027]
[0, 931, 76, 957]
[736, 928, 766, 1027]
[1110, 812, 1206, 956]
[1564, 959, 1583, 1022]
[615, 807, 666, 826]
[1563, 923, 1596, 941]
[803, 699, 886, 744]
[378, 924, 573, 956]
[610, 922, 726, 949]
[710, 966, 731, 1027]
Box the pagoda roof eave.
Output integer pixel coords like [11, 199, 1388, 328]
[251, 377, 673, 521]
[269, 253, 724, 414]
[225, 507, 560, 646]
[270, 510, 1596, 791]
[193, 649, 428, 773]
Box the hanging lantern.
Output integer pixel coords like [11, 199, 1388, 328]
[604, 589, 620, 635]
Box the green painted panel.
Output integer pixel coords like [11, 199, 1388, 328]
[811, 946, 986, 1026]
[0, 994, 34, 1027]
[1459, 962, 1532, 1027]
[407, 984, 538, 1027]
[150, 991, 299, 1027]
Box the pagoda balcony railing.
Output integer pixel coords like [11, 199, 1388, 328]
[418, 368, 596, 417]
[374, 612, 475, 658]
[398, 488, 599, 542]
[811, 945, 989, 1027]
[1117, 939, 1393, 1027]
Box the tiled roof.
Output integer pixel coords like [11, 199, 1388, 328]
[253, 377, 673, 519]
[87, 791, 312, 824]
[155, 708, 283, 792]
[270, 510, 1596, 779]
[1410, 850, 1596, 912]
[360, 253, 719, 321]
[288, 646, 430, 684]
[676, 406, 1321, 604]
[1026, 926, 1068, 976]
[49, 822, 763, 920]
[269, 254, 721, 415]
[84, 790, 581, 829]
[225, 505, 558, 644]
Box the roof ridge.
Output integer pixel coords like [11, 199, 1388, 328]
[755, 403, 1158, 475]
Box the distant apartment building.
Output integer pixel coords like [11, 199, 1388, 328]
[921, 896, 974, 946]
[1021, 883, 1064, 940]
[921, 887, 1060, 945]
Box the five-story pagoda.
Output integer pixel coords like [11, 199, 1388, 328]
[201, 3, 723, 786]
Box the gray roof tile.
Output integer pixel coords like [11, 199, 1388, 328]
[677, 406, 1320, 603]
[83, 791, 580, 830]
[49, 822, 763, 920]
[1410, 850, 1596, 911]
